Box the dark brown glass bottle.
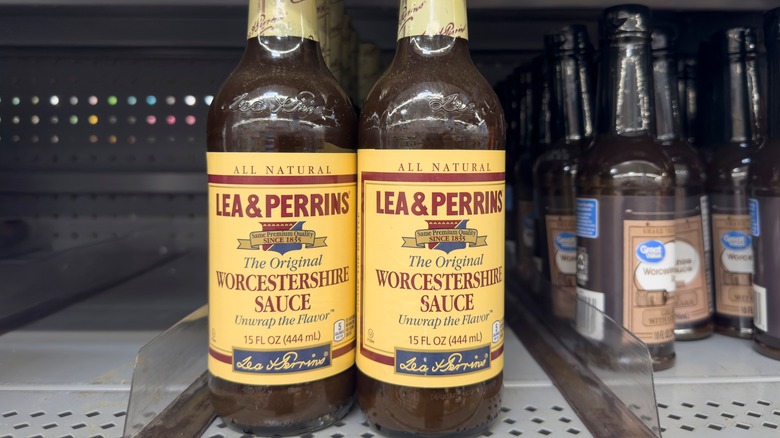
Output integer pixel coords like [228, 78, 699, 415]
[575, 5, 677, 371]
[533, 25, 594, 319]
[356, 1, 505, 436]
[206, 1, 357, 435]
[678, 57, 698, 147]
[707, 28, 763, 339]
[751, 9, 780, 360]
[652, 28, 714, 340]
[514, 65, 538, 282]
[695, 40, 721, 167]
[529, 55, 553, 275]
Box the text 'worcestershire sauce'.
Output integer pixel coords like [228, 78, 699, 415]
[357, 1, 505, 436]
[575, 5, 677, 371]
[750, 9, 780, 360]
[206, 1, 357, 435]
[652, 28, 714, 340]
[533, 26, 594, 320]
[708, 28, 763, 339]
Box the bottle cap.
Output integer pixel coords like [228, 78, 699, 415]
[601, 4, 652, 39]
[651, 27, 676, 52]
[545, 25, 592, 54]
[717, 27, 758, 56]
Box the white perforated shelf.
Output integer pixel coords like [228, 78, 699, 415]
[2, 253, 780, 437]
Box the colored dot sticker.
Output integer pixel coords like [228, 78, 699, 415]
[204, 95, 214, 105]
[184, 95, 196, 106]
[166, 96, 176, 105]
[146, 115, 157, 125]
[108, 135, 117, 144]
[185, 115, 196, 125]
[31, 96, 40, 105]
[166, 115, 176, 125]
[51, 135, 59, 144]
[89, 115, 99, 125]
[89, 135, 98, 143]
[89, 96, 98, 105]
[12, 97, 20, 105]
[50, 96, 60, 106]
[70, 96, 79, 105]
[146, 96, 157, 105]
[31, 115, 40, 125]
[128, 96, 137, 105]
[108, 96, 118, 106]
[70, 116, 78, 124]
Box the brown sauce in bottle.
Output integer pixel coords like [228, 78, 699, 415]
[750, 9, 780, 359]
[707, 27, 762, 339]
[206, 1, 356, 435]
[533, 25, 594, 320]
[356, 1, 504, 436]
[575, 5, 677, 371]
[652, 28, 714, 340]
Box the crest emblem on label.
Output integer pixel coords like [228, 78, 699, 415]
[402, 220, 487, 254]
[237, 221, 327, 255]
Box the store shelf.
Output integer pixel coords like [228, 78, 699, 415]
[0, 252, 590, 438]
[0, 251, 779, 437]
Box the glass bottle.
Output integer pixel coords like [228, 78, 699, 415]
[678, 57, 699, 147]
[575, 5, 677, 371]
[750, 9, 780, 359]
[708, 27, 763, 339]
[533, 25, 594, 320]
[357, 1, 505, 436]
[652, 28, 714, 340]
[206, 0, 357, 434]
[514, 65, 538, 282]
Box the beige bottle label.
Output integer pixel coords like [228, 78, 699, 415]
[672, 215, 711, 325]
[207, 152, 356, 385]
[357, 149, 505, 388]
[546, 215, 577, 319]
[712, 214, 754, 317]
[248, 0, 319, 41]
[622, 220, 676, 345]
[397, 0, 469, 41]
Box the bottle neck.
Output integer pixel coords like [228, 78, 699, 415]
[722, 52, 763, 145]
[392, 0, 472, 68]
[247, 0, 319, 41]
[768, 41, 780, 140]
[597, 37, 655, 137]
[550, 52, 594, 144]
[397, 0, 468, 41]
[244, 0, 324, 66]
[652, 51, 683, 142]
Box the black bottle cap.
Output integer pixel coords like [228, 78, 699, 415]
[717, 27, 758, 55]
[651, 27, 676, 53]
[765, 8, 780, 45]
[601, 4, 652, 38]
[545, 25, 592, 55]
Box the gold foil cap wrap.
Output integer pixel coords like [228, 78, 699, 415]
[397, 0, 468, 41]
[247, 0, 319, 41]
